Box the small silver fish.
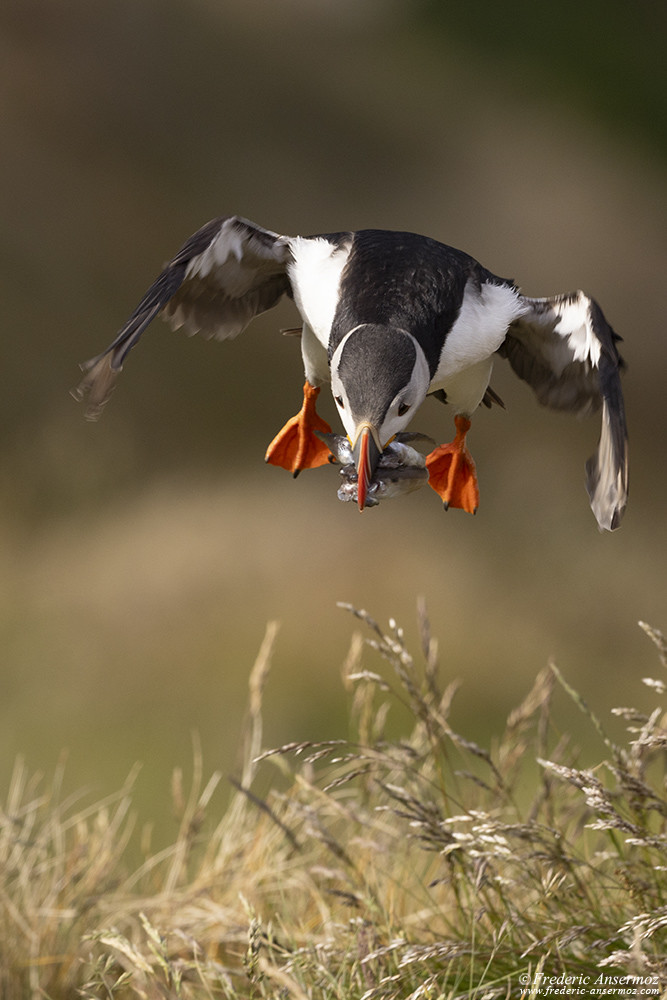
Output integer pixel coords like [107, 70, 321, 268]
[316, 431, 433, 507]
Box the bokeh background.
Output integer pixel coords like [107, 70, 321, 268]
[2, 0, 666, 840]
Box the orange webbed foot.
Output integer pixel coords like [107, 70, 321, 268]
[425, 415, 480, 514]
[265, 381, 333, 476]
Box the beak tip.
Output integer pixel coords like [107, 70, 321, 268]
[357, 481, 367, 511]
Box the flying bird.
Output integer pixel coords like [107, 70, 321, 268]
[74, 216, 628, 529]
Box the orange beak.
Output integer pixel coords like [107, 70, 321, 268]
[351, 423, 382, 512]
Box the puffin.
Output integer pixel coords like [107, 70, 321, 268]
[74, 216, 628, 530]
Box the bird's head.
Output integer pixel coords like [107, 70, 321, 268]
[330, 324, 430, 510]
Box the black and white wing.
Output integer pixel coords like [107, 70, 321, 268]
[499, 290, 628, 531]
[73, 216, 293, 419]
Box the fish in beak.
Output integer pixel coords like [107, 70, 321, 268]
[351, 422, 383, 511]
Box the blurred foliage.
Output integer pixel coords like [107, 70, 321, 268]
[418, 0, 667, 161]
[0, 0, 665, 839]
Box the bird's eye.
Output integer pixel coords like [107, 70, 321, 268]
[335, 396, 344, 408]
[398, 402, 411, 416]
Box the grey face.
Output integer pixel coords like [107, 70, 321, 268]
[329, 324, 431, 510]
[334, 325, 417, 427]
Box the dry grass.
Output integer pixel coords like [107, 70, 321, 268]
[1, 609, 667, 998]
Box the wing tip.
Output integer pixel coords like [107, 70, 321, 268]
[585, 402, 629, 531]
[71, 354, 122, 421]
[585, 459, 629, 531]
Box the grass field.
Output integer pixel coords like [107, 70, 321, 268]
[2, 608, 666, 999]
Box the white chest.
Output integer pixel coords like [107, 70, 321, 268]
[432, 279, 527, 388]
[288, 237, 352, 348]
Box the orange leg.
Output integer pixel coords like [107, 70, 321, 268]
[425, 415, 480, 514]
[265, 381, 333, 476]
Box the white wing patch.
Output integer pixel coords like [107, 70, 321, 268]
[289, 236, 352, 348]
[551, 291, 602, 367]
[184, 217, 289, 298]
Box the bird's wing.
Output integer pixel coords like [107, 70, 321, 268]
[73, 216, 293, 419]
[499, 291, 628, 530]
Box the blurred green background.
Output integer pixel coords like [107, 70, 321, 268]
[2, 0, 665, 840]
